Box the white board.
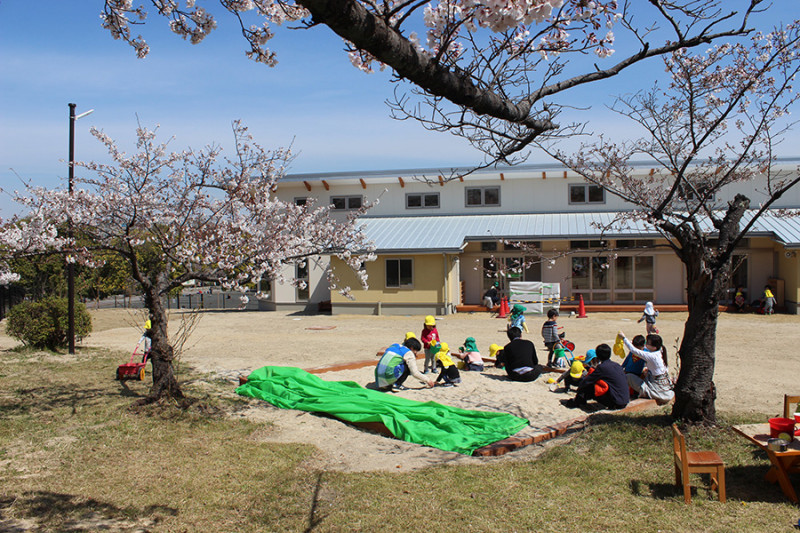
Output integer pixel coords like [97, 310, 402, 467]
[508, 282, 560, 314]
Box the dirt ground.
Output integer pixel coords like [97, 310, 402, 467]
[12, 307, 800, 473]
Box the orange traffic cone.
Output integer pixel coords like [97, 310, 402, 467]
[497, 297, 508, 318]
[577, 295, 587, 318]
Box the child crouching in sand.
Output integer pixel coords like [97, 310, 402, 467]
[434, 343, 462, 386]
[454, 337, 484, 371]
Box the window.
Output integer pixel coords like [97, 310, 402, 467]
[569, 184, 605, 204]
[570, 240, 607, 250]
[295, 262, 309, 301]
[613, 255, 654, 302]
[465, 186, 500, 207]
[331, 195, 363, 210]
[571, 256, 610, 302]
[386, 259, 413, 288]
[726, 254, 748, 302]
[481, 242, 498, 252]
[483, 256, 541, 293]
[406, 192, 440, 209]
[257, 279, 272, 300]
[294, 197, 309, 206]
[616, 239, 655, 249]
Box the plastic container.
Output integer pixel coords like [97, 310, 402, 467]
[769, 417, 796, 441]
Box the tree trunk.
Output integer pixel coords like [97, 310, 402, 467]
[671, 254, 722, 424]
[139, 286, 183, 404]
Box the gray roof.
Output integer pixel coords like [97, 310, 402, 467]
[359, 211, 800, 253]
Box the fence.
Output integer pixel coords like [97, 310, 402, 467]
[83, 291, 259, 311]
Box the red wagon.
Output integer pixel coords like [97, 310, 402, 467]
[116, 341, 150, 381]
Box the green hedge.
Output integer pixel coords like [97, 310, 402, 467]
[6, 297, 92, 350]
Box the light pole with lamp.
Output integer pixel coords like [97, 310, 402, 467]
[67, 103, 93, 355]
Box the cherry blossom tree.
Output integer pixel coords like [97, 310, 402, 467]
[539, 23, 800, 424]
[0, 213, 64, 286]
[21, 121, 373, 404]
[100, 1, 767, 165]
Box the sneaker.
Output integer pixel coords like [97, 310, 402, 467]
[560, 398, 578, 409]
[393, 384, 409, 391]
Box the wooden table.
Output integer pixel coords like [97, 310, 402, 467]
[733, 423, 800, 503]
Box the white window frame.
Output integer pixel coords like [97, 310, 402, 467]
[465, 186, 501, 207]
[295, 262, 309, 301]
[330, 195, 363, 210]
[569, 184, 605, 205]
[405, 192, 440, 209]
[385, 258, 413, 288]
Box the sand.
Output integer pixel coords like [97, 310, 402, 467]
[34, 308, 800, 472]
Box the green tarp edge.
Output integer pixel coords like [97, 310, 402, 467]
[235, 366, 529, 455]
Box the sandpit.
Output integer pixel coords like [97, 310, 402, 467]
[74, 308, 800, 472]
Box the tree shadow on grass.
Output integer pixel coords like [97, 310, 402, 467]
[0, 491, 177, 532]
[0, 381, 145, 418]
[304, 472, 328, 533]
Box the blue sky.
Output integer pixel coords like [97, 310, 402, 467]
[1, 2, 797, 215]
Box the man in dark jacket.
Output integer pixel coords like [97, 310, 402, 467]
[497, 327, 542, 382]
[561, 343, 630, 410]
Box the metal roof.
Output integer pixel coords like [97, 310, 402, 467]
[358, 211, 800, 253]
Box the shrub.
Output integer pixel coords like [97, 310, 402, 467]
[6, 297, 92, 350]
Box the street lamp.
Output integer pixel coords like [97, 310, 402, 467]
[67, 103, 93, 355]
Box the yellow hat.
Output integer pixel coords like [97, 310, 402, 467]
[569, 360, 585, 379]
[437, 342, 449, 353]
[424, 315, 436, 326]
[404, 331, 416, 340]
[489, 343, 501, 358]
[436, 344, 454, 367]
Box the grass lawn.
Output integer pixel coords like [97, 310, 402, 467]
[0, 345, 797, 532]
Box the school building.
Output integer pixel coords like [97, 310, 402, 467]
[257, 160, 800, 315]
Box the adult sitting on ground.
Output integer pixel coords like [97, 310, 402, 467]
[562, 344, 630, 410]
[375, 337, 435, 391]
[496, 326, 542, 382]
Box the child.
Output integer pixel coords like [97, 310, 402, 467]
[637, 301, 659, 334]
[733, 286, 746, 313]
[554, 349, 596, 392]
[620, 335, 646, 377]
[561, 344, 630, 410]
[541, 308, 563, 366]
[508, 304, 529, 333]
[139, 318, 153, 357]
[455, 337, 484, 371]
[420, 315, 440, 374]
[618, 331, 674, 405]
[489, 343, 504, 368]
[434, 342, 462, 386]
[763, 285, 776, 315]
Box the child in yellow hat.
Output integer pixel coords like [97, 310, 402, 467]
[420, 315, 440, 374]
[433, 342, 461, 386]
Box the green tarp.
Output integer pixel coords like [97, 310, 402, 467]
[235, 366, 529, 455]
